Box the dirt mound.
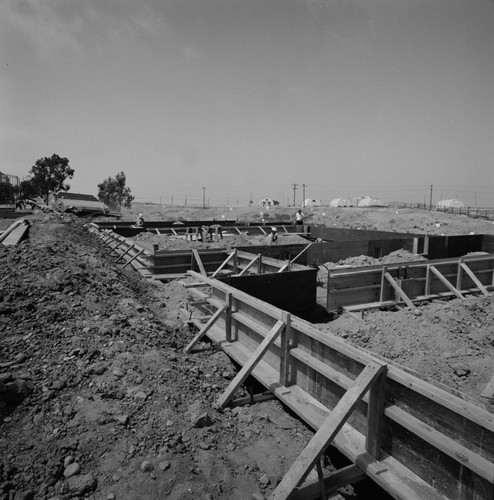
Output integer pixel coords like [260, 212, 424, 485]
[0, 214, 318, 500]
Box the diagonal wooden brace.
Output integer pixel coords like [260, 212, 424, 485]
[269, 361, 386, 500]
[216, 320, 286, 409]
[183, 304, 227, 354]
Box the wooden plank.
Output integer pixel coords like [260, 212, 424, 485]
[211, 250, 236, 279]
[384, 272, 415, 309]
[429, 265, 464, 299]
[183, 305, 227, 354]
[480, 374, 494, 401]
[236, 254, 260, 276]
[269, 362, 386, 500]
[192, 249, 207, 276]
[460, 262, 489, 296]
[121, 249, 144, 269]
[216, 319, 286, 409]
[292, 465, 366, 500]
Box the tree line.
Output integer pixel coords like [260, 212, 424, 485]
[16, 154, 134, 210]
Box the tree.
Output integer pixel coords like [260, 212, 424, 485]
[97, 171, 134, 210]
[17, 179, 38, 200]
[28, 154, 74, 203]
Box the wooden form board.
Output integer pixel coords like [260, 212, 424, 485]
[185, 270, 494, 500]
[327, 255, 494, 312]
[147, 248, 309, 278]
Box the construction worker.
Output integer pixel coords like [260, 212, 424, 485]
[295, 209, 305, 232]
[135, 214, 144, 227]
[267, 227, 278, 246]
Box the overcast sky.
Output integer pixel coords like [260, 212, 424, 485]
[1, 0, 493, 206]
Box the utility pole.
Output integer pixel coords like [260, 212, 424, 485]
[185, 194, 187, 205]
[291, 183, 298, 207]
[302, 183, 307, 207]
[429, 184, 433, 211]
[202, 187, 206, 209]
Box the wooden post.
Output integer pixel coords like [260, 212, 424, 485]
[232, 249, 238, 274]
[456, 258, 463, 291]
[425, 265, 432, 296]
[379, 267, 387, 302]
[366, 365, 387, 459]
[280, 312, 292, 386]
[225, 292, 232, 342]
[257, 254, 262, 274]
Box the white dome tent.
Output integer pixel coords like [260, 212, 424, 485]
[329, 198, 351, 207]
[303, 198, 321, 207]
[258, 198, 275, 208]
[436, 199, 464, 210]
[357, 196, 383, 207]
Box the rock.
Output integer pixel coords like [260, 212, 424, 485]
[13, 492, 34, 500]
[66, 473, 97, 496]
[252, 494, 266, 500]
[13, 352, 28, 364]
[259, 474, 270, 486]
[63, 456, 74, 468]
[84, 362, 107, 376]
[114, 414, 129, 426]
[158, 461, 170, 471]
[112, 368, 125, 378]
[191, 412, 213, 428]
[140, 461, 154, 473]
[63, 462, 80, 478]
[133, 391, 147, 402]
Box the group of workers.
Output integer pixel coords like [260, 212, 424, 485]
[133, 208, 306, 244]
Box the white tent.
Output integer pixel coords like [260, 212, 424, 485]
[259, 198, 275, 208]
[329, 198, 351, 207]
[303, 198, 321, 207]
[357, 196, 383, 207]
[436, 199, 464, 209]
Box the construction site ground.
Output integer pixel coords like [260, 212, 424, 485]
[1, 205, 493, 500]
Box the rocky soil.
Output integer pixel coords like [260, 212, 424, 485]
[1, 206, 494, 500]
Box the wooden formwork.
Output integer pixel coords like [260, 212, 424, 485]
[327, 254, 494, 313]
[184, 270, 494, 500]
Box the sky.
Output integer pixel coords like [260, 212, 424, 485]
[1, 0, 493, 207]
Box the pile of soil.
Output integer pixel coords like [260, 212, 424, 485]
[1, 206, 493, 499]
[0, 215, 318, 500]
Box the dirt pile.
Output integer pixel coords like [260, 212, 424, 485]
[0, 215, 318, 500]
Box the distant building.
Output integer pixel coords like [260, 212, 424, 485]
[259, 198, 279, 208]
[52, 192, 110, 215]
[436, 199, 464, 210]
[357, 196, 384, 207]
[303, 198, 321, 207]
[329, 198, 351, 207]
